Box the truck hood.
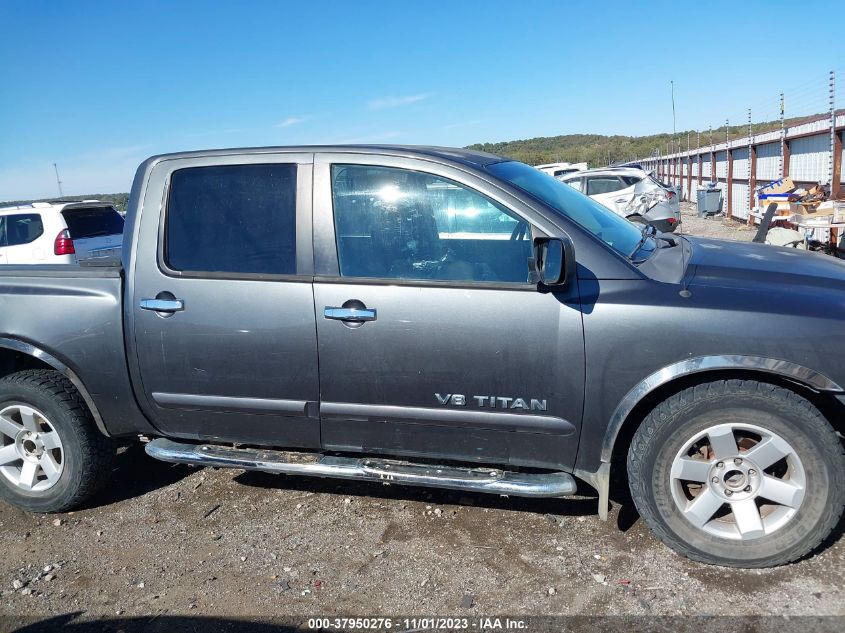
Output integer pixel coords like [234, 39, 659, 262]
[687, 236, 845, 290]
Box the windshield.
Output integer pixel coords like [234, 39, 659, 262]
[486, 161, 645, 258]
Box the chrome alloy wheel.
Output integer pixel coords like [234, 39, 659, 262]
[0, 404, 64, 491]
[670, 422, 806, 540]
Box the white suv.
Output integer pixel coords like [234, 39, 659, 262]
[0, 201, 124, 265]
[560, 168, 681, 232]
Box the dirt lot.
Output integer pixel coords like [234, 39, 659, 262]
[1, 204, 842, 630]
[676, 202, 756, 242]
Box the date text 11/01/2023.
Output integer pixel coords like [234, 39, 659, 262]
[306, 617, 528, 630]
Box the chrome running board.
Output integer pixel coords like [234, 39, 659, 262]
[145, 438, 577, 498]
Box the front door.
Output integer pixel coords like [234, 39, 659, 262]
[131, 155, 320, 448]
[312, 155, 585, 469]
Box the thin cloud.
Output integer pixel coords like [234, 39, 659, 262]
[367, 93, 432, 111]
[275, 116, 310, 128]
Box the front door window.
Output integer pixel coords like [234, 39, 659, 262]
[331, 165, 532, 283]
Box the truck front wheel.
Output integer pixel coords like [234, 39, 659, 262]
[0, 370, 115, 513]
[627, 379, 844, 567]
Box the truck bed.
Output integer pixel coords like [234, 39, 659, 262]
[0, 264, 151, 436]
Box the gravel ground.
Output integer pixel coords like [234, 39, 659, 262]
[676, 201, 756, 242]
[1, 205, 842, 630]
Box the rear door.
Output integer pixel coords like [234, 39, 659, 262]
[130, 154, 320, 448]
[61, 205, 124, 262]
[312, 154, 585, 470]
[584, 176, 633, 215]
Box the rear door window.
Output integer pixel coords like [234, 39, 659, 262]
[620, 175, 643, 187]
[585, 177, 625, 195]
[3, 214, 43, 246]
[61, 207, 124, 238]
[165, 163, 298, 275]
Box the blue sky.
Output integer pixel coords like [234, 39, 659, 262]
[0, 0, 840, 200]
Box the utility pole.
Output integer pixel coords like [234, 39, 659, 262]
[748, 108, 755, 223]
[670, 80, 677, 139]
[779, 92, 785, 176]
[830, 70, 836, 186]
[748, 109, 753, 170]
[53, 163, 64, 198]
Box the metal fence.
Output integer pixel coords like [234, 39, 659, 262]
[636, 70, 843, 222]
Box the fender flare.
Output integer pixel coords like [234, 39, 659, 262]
[600, 354, 842, 464]
[0, 337, 109, 437]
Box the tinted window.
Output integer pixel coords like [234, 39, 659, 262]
[62, 207, 124, 238]
[165, 164, 297, 275]
[620, 175, 642, 187]
[3, 214, 43, 247]
[586, 177, 625, 195]
[331, 165, 532, 283]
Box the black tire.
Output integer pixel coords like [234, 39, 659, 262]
[0, 370, 115, 513]
[627, 379, 845, 567]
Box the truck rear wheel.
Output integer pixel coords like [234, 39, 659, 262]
[627, 379, 844, 567]
[0, 370, 115, 513]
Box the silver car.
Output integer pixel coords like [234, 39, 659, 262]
[560, 167, 681, 232]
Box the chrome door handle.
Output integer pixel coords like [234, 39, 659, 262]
[324, 307, 377, 322]
[140, 298, 184, 313]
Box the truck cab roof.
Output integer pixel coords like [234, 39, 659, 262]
[142, 145, 510, 170]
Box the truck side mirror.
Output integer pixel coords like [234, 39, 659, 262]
[534, 236, 574, 287]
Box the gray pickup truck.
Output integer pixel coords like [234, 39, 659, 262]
[0, 146, 843, 568]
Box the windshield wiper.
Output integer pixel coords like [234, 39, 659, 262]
[629, 223, 657, 258]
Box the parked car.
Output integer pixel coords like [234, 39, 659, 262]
[560, 167, 681, 232]
[0, 145, 842, 568]
[0, 201, 124, 265]
[535, 162, 588, 180]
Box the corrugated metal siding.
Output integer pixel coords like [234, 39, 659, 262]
[789, 134, 830, 182]
[715, 151, 728, 178]
[789, 118, 831, 137]
[732, 147, 749, 180]
[731, 182, 750, 219]
[701, 155, 712, 178]
[756, 142, 781, 181]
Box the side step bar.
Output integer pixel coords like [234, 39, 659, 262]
[145, 438, 577, 498]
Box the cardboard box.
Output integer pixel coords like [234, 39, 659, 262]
[758, 177, 795, 195]
[758, 197, 793, 214]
